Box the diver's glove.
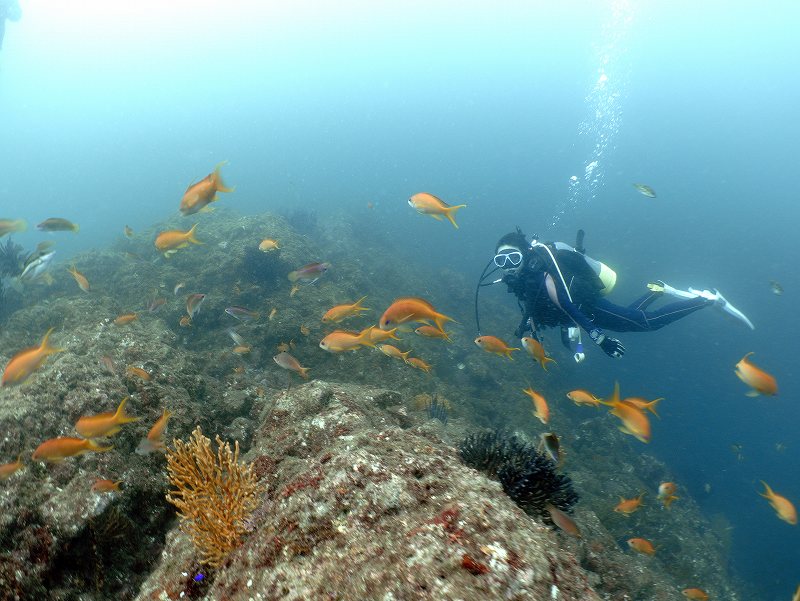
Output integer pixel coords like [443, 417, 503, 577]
[589, 329, 625, 358]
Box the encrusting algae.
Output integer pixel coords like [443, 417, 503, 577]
[165, 426, 260, 567]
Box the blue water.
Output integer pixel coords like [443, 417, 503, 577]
[2, 1, 799, 598]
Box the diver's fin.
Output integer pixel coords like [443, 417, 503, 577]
[713, 290, 754, 330]
[687, 288, 755, 330]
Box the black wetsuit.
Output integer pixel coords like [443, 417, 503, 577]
[505, 243, 711, 340]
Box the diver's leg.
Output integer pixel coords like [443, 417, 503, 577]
[628, 291, 661, 311]
[589, 299, 651, 332]
[590, 296, 711, 332]
[637, 297, 711, 330]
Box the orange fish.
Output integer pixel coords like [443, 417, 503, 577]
[136, 409, 173, 455]
[126, 366, 151, 381]
[75, 397, 139, 439]
[273, 352, 310, 379]
[179, 315, 192, 327]
[523, 387, 549, 424]
[114, 313, 138, 325]
[682, 588, 709, 600]
[67, 265, 90, 292]
[319, 328, 376, 352]
[406, 357, 432, 373]
[475, 335, 519, 360]
[793, 584, 800, 601]
[602, 382, 651, 444]
[759, 481, 797, 525]
[408, 192, 467, 229]
[566, 389, 601, 408]
[521, 337, 556, 371]
[1, 328, 64, 387]
[155, 224, 202, 257]
[735, 353, 778, 396]
[0, 455, 24, 480]
[627, 537, 656, 555]
[414, 325, 452, 342]
[614, 493, 645, 515]
[180, 162, 234, 216]
[367, 327, 401, 344]
[259, 238, 280, 252]
[378, 344, 411, 362]
[92, 479, 122, 493]
[379, 297, 455, 333]
[545, 503, 581, 538]
[623, 396, 663, 418]
[322, 296, 370, 323]
[32, 437, 112, 462]
[269, 307, 278, 320]
[658, 482, 679, 509]
[233, 345, 251, 354]
[289, 284, 300, 297]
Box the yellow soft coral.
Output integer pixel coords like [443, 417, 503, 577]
[165, 426, 260, 566]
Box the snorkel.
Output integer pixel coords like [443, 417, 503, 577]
[473, 258, 503, 336]
[474, 226, 529, 336]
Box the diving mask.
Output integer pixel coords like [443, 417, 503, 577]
[493, 250, 523, 269]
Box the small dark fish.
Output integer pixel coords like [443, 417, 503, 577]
[100, 355, 116, 374]
[545, 503, 581, 538]
[226, 328, 246, 346]
[632, 183, 656, 198]
[273, 352, 310, 379]
[225, 306, 260, 321]
[124, 225, 134, 238]
[148, 297, 167, 313]
[37, 218, 80, 233]
[186, 293, 206, 319]
[769, 280, 783, 295]
[539, 432, 561, 466]
[288, 262, 331, 284]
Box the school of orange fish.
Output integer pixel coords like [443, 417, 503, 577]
[0, 165, 794, 599]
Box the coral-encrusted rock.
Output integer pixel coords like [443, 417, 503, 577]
[135, 381, 601, 601]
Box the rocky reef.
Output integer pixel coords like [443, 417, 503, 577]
[0, 209, 748, 600]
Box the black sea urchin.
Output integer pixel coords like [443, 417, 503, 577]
[0, 237, 25, 278]
[459, 430, 579, 526]
[426, 395, 449, 426]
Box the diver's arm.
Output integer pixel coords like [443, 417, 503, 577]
[548, 274, 625, 358]
[548, 275, 595, 333]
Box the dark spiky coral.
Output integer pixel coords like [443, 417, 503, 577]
[426, 396, 449, 425]
[459, 430, 578, 526]
[459, 430, 525, 479]
[0, 237, 25, 278]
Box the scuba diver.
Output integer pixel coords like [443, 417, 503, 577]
[0, 0, 21, 52]
[475, 227, 753, 360]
